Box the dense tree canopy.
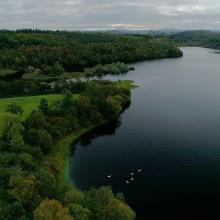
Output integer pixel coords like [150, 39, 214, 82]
[0, 30, 182, 73]
[171, 30, 220, 49]
[34, 199, 73, 220]
[0, 80, 135, 220]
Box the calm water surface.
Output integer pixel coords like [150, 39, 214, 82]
[70, 47, 220, 219]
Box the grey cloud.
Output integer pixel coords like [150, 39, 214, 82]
[0, 0, 220, 30]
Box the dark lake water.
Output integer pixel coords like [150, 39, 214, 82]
[70, 47, 220, 219]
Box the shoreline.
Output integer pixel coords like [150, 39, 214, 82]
[44, 115, 117, 188]
[46, 80, 136, 186]
[58, 119, 111, 183]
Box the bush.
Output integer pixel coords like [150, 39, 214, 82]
[64, 191, 85, 205]
[69, 204, 91, 220]
[6, 103, 23, 116]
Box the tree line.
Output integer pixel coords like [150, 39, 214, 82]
[0, 79, 87, 98]
[0, 30, 183, 73]
[170, 30, 220, 49]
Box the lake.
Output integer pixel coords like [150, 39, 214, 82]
[70, 47, 220, 219]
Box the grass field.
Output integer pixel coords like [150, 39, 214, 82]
[0, 94, 64, 117]
[116, 80, 136, 89]
[0, 94, 64, 134]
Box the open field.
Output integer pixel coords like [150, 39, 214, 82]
[0, 94, 64, 134]
[116, 80, 137, 89]
[0, 94, 64, 117]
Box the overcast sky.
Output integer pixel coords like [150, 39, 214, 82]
[1, 0, 220, 30]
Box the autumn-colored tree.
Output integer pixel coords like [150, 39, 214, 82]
[34, 199, 73, 220]
[85, 186, 136, 220]
[9, 175, 39, 209]
[77, 96, 92, 113]
[108, 198, 136, 220]
[106, 96, 122, 116]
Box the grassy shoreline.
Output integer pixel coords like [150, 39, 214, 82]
[48, 119, 109, 184]
[45, 80, 136, 185]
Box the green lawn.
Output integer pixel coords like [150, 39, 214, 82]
[0, 94, 64, 117]
[116, 80, 137, 89]
[0, 94, 64, 134]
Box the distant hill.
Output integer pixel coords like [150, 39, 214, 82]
[170, 30, 220, 48]
[111, 28, 185, 36]
[110, 29, 220, 49]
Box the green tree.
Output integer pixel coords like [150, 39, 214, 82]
[36, 169, 56, 198]
[25, 129, 52, 154]
[6, 103, 23, 116]
[14, 56, 27, 71]
[18, 153, 34, 170]
[52, 62, 65, 75]
[69, 204, 91, 220]
[2, 114, 25, 152]
[64, 191, 84, 205]
[85, 186, 135, 220]
[26, 111, 48, 130]
[62, 91, 74, 108]
[106, 96, 122, 116]
[107, 198, 136, 220]
[9, 175, 39, 209]
[38, 99, 49, 113]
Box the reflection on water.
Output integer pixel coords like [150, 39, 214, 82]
[77, 120, 121, 147]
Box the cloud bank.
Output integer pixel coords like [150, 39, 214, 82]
[1, 0, 220, 30]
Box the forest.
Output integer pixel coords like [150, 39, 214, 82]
[0, 30, 182, 72]
[170, 30, 220, 49]
[0, 30, 182, 220]
[0, 80, 136, 220]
